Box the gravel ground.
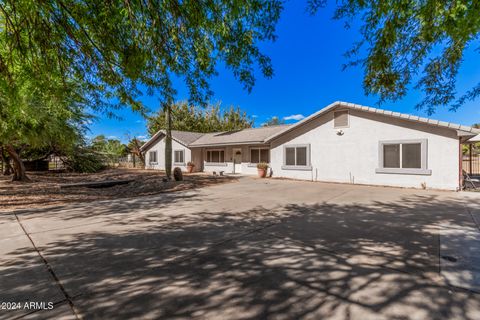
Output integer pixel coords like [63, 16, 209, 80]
[0, 169, 235, 210]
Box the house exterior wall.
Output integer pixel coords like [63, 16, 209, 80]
[201, 144, 269, 175]
[144, 139, 270, 175]
[144, 137, 192, 171]
[270, 109, 460, 190]
[190, 148, 203, 172]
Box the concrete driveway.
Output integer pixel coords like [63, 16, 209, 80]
[1, 177, 480, 319]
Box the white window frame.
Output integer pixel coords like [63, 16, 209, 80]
[149, 150, 158, 165]
[376, 139, 431, 175]
[333, 110, 350, 128]
[205, 149, 227, 166]
[249, 147, 270, 165]
[281, 144, 312, 170]
[174, 149, 185, 165]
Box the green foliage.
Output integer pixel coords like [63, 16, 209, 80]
[257, 162, 269, 170]
[309, 0, 480, 114]
[463, 143, 480, 155]
[148, 101, 254, 134]
[90, 135, 127, 166]
[0, 0, 282, 110]
[0, 69, 87, 147]
[0, 6, 92, 180]
[62, 145, 106, 173]
[91, 135, 127, 156]
[262, 116, 285, 127]
[127, 137, 145, 165]
[1, 1, 281, 179]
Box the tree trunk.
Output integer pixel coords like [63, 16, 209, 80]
[1, 147, 13, 175]
[134, 140, 145, 165]
[164, 102, 173, 180]
[5, 145, 30, 182]
[138, 151, 145, 166]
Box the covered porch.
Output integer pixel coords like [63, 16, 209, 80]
[191, 144, 270, 175]
[462, 134, 480, 189]
[463, 134, 480, 175]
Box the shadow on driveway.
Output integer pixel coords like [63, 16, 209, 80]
[2, 191, 480, 319]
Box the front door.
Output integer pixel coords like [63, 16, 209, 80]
[233, 148, 242, 173]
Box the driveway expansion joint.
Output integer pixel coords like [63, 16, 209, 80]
[13, 213, 82, 320]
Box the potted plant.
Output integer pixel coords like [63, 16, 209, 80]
[257, 162, 268, 178]
[186, 161, 195, 173]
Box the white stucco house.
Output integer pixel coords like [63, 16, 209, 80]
[140, 101, 480, 190]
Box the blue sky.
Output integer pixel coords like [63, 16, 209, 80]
[88, 1, 480, 142]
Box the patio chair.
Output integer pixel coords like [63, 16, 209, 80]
[463, 170, 479, 190]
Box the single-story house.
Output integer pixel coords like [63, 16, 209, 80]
[140, 101, 480, 190]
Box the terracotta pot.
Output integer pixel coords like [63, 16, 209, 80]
[257, 168, 267, 178]
[186, 165, 194, 173]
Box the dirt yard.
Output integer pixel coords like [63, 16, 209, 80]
[0, 169, 235, 210]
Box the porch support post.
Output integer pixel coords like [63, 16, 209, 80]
[470, 143, 473, 175]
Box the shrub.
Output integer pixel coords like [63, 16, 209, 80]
[63, 147, 106, 173]
[173, 167, 183, 181]
[256, 162, 269, 170]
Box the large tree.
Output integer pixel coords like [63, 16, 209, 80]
[127, 137, 146, 167]
[309, 0, 480, 114]
[148, 101, 254, 135]
[0, 0, 282, 180]
[262, 116, 285, 127]
[91, 135, 127, 165]
[0, 65, 88, 180]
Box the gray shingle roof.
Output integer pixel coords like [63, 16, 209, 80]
[170, 130, 205, 145]
[142, 101, 480, 151]
[188, 125, 291, 147]
[140, 130, 204, 151]
[141, 126, 290, 150]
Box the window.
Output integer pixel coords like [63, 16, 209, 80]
[402, 144, 421, 168]
[334, 110, 349, 128]
[296, 147, 307, 166]
[286, 147, 295, 166]
[250, 148, 269, 163]
[282, 145, 311, 170]
[174, 150, 184, 164]
[149, 151, 157, 164]
[383, 144, 400, 168]
[206, 150, 225, 163]
[377, 140, 431, 175]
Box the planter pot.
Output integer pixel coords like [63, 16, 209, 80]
[186, 165, 194, 173]
[257, 168, 267, 178]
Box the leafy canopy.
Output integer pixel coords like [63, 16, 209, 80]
[0, 64, 87, 152]
[148, 101, 254, 134]
[91, 135, 127, 156]
[309, 0, 480, 114]
[0, 0, 282, 178]
[0, 0, 283, 111]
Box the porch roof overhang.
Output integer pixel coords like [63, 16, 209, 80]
[189, 141, 270, 148]
[467, 134, 480, 143]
